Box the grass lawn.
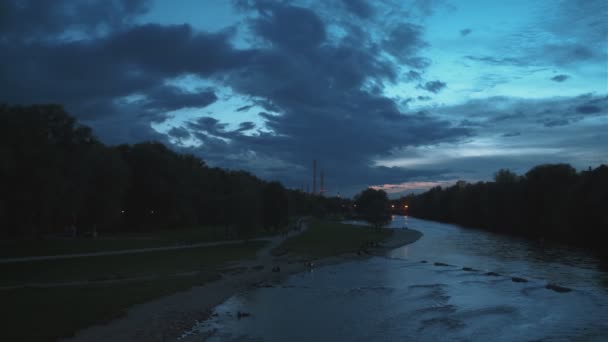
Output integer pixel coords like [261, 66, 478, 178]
[0, 226, 237, 258]
[0, 241, 266, 286]
[272, 220, 393, 258]
[0, 274, 218, 342]
[0, 241, 266, 341]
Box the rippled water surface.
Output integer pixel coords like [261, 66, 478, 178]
[190, 217, 608, 341]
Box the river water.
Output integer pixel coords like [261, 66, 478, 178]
[188, 216, 608, 341]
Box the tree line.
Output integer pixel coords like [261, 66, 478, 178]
[405, 164, 608, 252]
[0, 104, 344, 239]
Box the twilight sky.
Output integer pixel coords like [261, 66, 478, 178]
[1, 0, 607, 196]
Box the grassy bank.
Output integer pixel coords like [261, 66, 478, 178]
[0, 241, 266, 286]
[272, 220, 393, 258]
[0, 241, 266, 341]
[0, 274, 218, 342]
[0, 226, 240, 258]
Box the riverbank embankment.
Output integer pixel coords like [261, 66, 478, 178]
[67, 223, 422, 342]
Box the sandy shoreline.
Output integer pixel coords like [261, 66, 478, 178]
[66, 228, 422, 342]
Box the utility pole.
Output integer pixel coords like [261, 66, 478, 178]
[320, 169, 325, 196]
[312, 159, 317, 195]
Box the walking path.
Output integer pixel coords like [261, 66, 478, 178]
[0, 236, 274, 264]
[1, 222, 310, 291]
[65, 221, 311, 342]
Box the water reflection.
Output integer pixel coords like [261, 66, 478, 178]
[388, 244, 409, 259]
[387, 217, 606, 290]
[189, 216, 608, 341]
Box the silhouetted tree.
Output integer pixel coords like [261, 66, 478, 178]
[262, 181, 288, 233]
[0, 104, 350, 239]
[354, 188, 390, 228]
[407, 163, 608, 253]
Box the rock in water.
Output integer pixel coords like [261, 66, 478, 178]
[434, 262, 451, 267]
[511, 277, 528, 283]
[237, 311, 251, 319]
[546, 283, 572, 293]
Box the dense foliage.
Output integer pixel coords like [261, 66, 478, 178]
[0, 104, 343, 238]
[406, 165, 608, 251]
[354, 188, 391, 227]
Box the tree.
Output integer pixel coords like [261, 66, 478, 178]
[262, 181, 288, 233]
[406, 163, 608, 253]
[354, 188, 390, 228]
[494, 169, 519, 184]
[0, 103, 354, 239]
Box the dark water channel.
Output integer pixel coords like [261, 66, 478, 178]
[187, 216, 608, 341]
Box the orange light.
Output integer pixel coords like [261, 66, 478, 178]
[404, 205, 408, 208]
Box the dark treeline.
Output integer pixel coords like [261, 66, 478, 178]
[406, 164, 608, 251]
[0, 104, 344, 239]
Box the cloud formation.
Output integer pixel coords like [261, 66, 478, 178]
[0, 0, 606, 195]
[460, 28, 472, 36]
[550, 74, 570, 82]
[418, 81, 447, 93]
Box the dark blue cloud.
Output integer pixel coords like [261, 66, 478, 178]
[542, 43, 596, 66]
[176, 2, 469, 189]
[541, 118, 572, 127]
[576, 104, 602, 114]
[551, 74, 570, 82]
[7, 0, 604, 194]
[341, 0, 375, 18]
[236, 105, 254, 112]
[407, 70, 423, 81]
[418, 80, 447, 93]
[106, 24, 253, 75]
[168, 126, 191, 139]
[143, 86, 217, 112]
[464, 55, 527, 67]
[383, 23, 428, 63]
[441, 94, 607, 133]
[0, 0, 150, 41]
[236, 121, 256, 131]
[251, 4, 326, 52]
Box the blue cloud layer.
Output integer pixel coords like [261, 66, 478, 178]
[0, 0, 606, 195]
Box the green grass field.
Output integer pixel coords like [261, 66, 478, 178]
[0, 241, 266, 286]
[0, 274, 219, 342]
[272, 220, 393, 258]
[0, 241, 266, 341]
[0, 219, 393, 341]
[0, 226, 239, 258]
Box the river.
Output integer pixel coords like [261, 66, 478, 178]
[187, 216, 608, 341]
